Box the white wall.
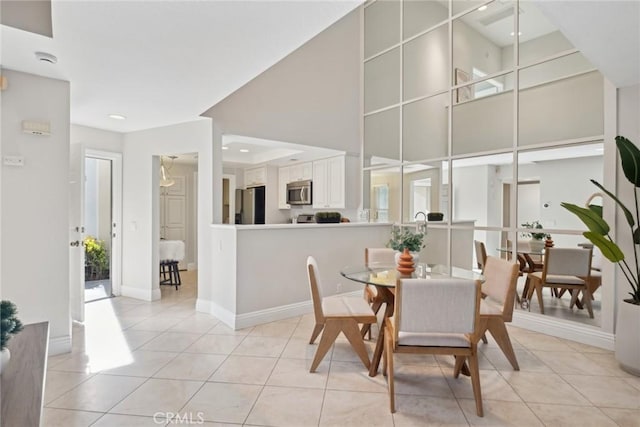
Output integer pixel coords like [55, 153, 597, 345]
[122, 119, 212, 301]
[1, 70, 71, 353]
[71, 124, 124, 152]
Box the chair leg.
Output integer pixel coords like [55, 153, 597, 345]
[309, 323, 324, 344]
[582, 288, 594, 318]
[384, 328, 395, 413]
[487, 318, 519, 370]
[342, 320, 371, 369]
[534, 283, 545, 314]
[361, 300, 383, 339]
[453, 355, 466, 378]
[481, 332, 488, 344]
[310, 321, 340, 373]
[468, 349, 484, 417]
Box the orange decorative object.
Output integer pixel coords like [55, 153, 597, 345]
[396, 248, 415, 276]
[545, 237, 554, 248]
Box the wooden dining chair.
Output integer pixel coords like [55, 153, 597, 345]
[361, 248, 396, 339]
[306, 256, 378, 372]
[383, 277, 483, 416]
[526, 247, 594, 318]
[479, 256, 520, 370]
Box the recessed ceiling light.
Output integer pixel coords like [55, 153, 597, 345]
[222, 146, 229, 150]
[108, 114, 126, 120]
[477, 5, 487, 11]
[35, 51, 57, 64]
[239, 149, 249, 153]
[510, 31, 522, 36]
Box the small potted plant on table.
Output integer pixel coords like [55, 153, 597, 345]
[521, 220, 548, 252]
[386, 225, 426, 272]
[1, 300, 24, 374]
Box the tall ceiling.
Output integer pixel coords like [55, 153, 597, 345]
[1, 0, 361, 133]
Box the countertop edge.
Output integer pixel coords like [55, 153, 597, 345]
[210, 222, 392, 230]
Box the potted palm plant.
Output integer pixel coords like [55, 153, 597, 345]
[0, 300, 24, 374]
[561, 136, 640, 375]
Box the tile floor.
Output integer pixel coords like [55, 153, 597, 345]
[43, 272, 640, 426]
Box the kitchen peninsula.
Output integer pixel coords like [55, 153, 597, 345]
[202, 222, 391, 329]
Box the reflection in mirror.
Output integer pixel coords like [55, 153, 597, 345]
[368, 167, 401, 223]
[403, 0, 448, 40]
[519, 59, 603, 146]
[452, 0, 489, 16]
[402, 93, 449, 161]
[473, 229, 512, 271]
[364, 107, 400, 167]
[452, 73, 513, 156]
[453, 1, 514, 86]
[517, 144, 604, 234]
[452, 153, 513, 228]
[402, 161, 447, 223]
[364, 0, 401, 59]
[364, 47, 401, 113]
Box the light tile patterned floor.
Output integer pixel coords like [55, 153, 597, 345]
[42, 272, 640, 426]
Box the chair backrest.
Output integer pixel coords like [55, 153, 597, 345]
[543, 247, 592, 278]
[365, 247, 396, 266]
[394, 278, 480, 339]
[306, 256, 325, 323]
[474, 240, 487, 271]
[482, 256, 519, 321]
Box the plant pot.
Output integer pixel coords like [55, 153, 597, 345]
[396, 248, 415, 276]
[0, 348, 10, 375]
[395, 251, 419, 265]
[615, 300, 640, 376]
[529, 238, 545, 252]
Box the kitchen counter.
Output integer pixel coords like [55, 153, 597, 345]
[220, 222, 390, 230]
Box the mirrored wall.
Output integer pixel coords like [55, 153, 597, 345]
[363, 0, 607, 328]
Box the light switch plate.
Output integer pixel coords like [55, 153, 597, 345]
[3, 155, 24, 166]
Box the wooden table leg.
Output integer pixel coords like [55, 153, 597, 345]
[369, 287, 394, 377]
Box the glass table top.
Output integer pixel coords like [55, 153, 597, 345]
[340, 263, 482, 288]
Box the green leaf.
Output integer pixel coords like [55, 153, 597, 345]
[590, 180, 635, 228]
[634, 228, 640, 245]
[560, 202, 610, 235]
[616, 136, 640, 187]
[588, 204, 603, 218]
[583, 232, 625, 262]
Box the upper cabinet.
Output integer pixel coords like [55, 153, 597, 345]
[313, 156, 345, 209]
[278, 166, 291, 209]
[244, 166, 266, 188]
[289, 162, 312, 182]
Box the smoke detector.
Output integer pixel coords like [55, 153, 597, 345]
[35, 51, 57, 64]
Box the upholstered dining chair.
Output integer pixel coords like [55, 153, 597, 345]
[474, 240, 488, 272]
[361, 248, 396, 339]
[479, 256, 520, 370]
[526, 247, 594, 318]
[383, 277, 483, 416]
[306, 256, 377, 372]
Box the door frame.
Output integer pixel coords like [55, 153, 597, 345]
[85, 149, 123, 296]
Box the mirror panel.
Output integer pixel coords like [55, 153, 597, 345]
[452, 153, 513, 227]
[403, 25, 449, 100]
[517, 144, 604, 231]
[364, 107, 401, 167]
[452, 0, 488, 16]
[403, 0, 448, 40]
[368, 167, 402, 223]
[364, 47, 401, 114]
[402, 160, 448, 223]
[473, 229, 514, 270]
[402, 93, 449, 161]
[452, 73, 514, 156]
[364, 0, 401, 58]
[453, 1, 514, 86]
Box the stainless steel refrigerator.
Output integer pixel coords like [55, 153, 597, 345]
[235, 186, 266, 224]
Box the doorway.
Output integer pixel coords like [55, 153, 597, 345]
[84, 157, 114, 302]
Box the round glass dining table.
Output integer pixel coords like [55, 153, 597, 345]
[340, 263, 482, 376]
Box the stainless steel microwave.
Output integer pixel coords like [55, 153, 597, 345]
[286, 180, 312, 205]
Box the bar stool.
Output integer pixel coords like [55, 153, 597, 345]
[159, 240, 185, 290]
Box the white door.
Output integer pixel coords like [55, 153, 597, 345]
[69, 144, 85, 322]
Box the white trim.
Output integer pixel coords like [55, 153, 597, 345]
[235, 300, 313, 330]
[513, 311, 614, 350]
[48, 335, 72, 356]
[196, 298, 236, 328]
[121, 285, 161, 301]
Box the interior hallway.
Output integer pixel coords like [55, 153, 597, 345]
[43, 271, 639, 426]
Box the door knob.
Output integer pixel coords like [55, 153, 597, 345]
[70, 240, 80, 247]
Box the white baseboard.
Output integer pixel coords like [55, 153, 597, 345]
[513, 311, 615, 350]
[187, 263, 197, 271]
[235, 300, 314, 330]
[48, 335, 72, 356]
[121, 285, 161, 301]
[196, 298, 236, 328]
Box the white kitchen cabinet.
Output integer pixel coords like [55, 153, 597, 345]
[244, 166, 266, 187]
[313, 155, 345, 209]
[278, 166, 291, 209]
[289, 162, 312, 182]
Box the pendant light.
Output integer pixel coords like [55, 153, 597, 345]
[160, 156, 176, 187]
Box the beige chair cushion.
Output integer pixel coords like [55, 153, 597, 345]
[529, 271, 586, 285]
[481, 257, 517, 307]
[323, 296, 376, 318]
[366, 247, 396, 266]
[545, 248, 592, 277]
[398, 331, 470, 348]
[480, 298, 503, 316]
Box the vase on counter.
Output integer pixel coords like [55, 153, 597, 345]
[529, 238, 545, 253]
[396, 248, 415, 276]
[395, 251, 419, 266]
